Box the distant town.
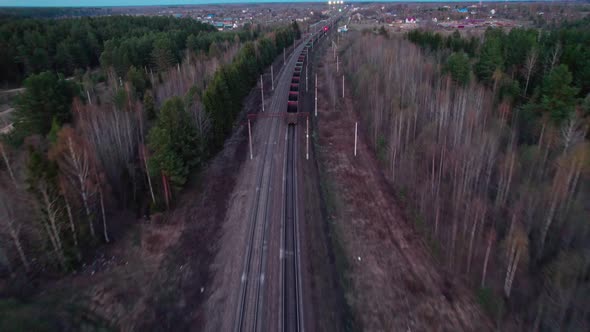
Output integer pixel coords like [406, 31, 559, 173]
[2, 1, 588, 33]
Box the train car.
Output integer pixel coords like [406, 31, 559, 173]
[287, 99, 298, 124]
[285, 23, 336, 125]
[287, 75, 300, 124]
[288, 91, 299, 102]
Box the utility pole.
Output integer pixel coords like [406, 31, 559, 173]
[336, 55, 339, 73]
[354, 122, 358, 157]
[333, 41, 336, 59]
[260, 75, 265, 112]
[342, 75, 345, 98]
[306, 65, 308, 92]
[248, 119, 253, 160]
[306, 116, 309, 160]
[271, 66, 274, 91]
[315, 73, 318, 117]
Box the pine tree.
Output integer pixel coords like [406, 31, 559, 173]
[444, 52, 471, 86]
[151, 36, 176, 72]
[147, 97, 199, 190]
[13, 72, 77, 141]
[541, 64, 579, 124]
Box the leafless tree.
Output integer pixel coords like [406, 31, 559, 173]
[50, 126, 97, 239]
[0, 142, 17, 187]
[0, 187, 30, 272]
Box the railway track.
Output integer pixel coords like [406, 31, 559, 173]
[234, 20, 336, 331]
[234, 37, 310, 332]
[281, 124, 304, 332]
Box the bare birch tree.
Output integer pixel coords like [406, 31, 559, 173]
[0, 188, 30, 272]
[50, 126, 97, 239]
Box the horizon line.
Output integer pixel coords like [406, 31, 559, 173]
[0, 0, 579, 10]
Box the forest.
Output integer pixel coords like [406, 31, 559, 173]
[0, 14, 300, 284]
[0, 15, 264, 87]
[341, 20, 589, 330]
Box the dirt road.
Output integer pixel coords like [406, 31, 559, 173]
[312, 41, 493, 331]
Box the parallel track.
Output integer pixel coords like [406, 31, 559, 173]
[234, 38, 309, 332]
[235, 22, 335, 330]
[282, 124, 304, 332]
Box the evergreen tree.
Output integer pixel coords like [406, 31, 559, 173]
[444, 52, 471, 86]
[541, 64, 579, 124]
[13, 71, 77, 141]
[127, 66, 148, 99]
[147, 97, 199, 189]
[292, 21, 301, 40]
[151, 35, 176, 72]
[143, 90, 156, 120]
[475, 36, 504, 84]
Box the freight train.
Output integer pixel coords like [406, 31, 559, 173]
[286, 19, 336, 125]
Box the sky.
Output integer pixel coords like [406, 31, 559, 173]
[0, 0, 531, 8]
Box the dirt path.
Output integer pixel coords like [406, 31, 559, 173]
[313, 43, 493, 332]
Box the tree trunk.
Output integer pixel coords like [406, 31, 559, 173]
[504, 246, 521, 298]
[64, 195, 78, 249]
[466, 206, 483, 274]
[540, 189, 559, 254]
[98, 183, 109, 243]
[162, 172, 170, 209]
[40, 186, 66, 269]
[481, 231, 494, 287]
[532, 298, 544, 332]
[67, 137, 95, 239]
[6, 218, 30, 272]
[142, 146, 156, 205]
[0, 144, 17, 187]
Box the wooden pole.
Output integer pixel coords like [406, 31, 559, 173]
[354, 122, 358, 157]
[260, 75, 265, 112]
[248, 119, 253, 160]
[315, 74, 318, 117]
[306, 65, 308, 92]
[333, 42, 336, 59]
